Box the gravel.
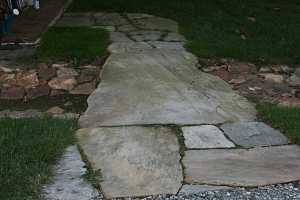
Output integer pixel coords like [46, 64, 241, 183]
[114, 182, 300, 200]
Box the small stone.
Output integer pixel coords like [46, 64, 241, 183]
[77, 75, 95, 84]
[182, 125, 235, 149]
[295, 68, 300, 78]
[0, 66, 14, 73]
[26, 84, 50, 99]
[281, 65, 293, 74]
[287, 74, 300, 86]
[50, 89, 66, 96]
[210, 69, 231, 81]
[16, 71, 39, 89]
[0, 86, 25, 100]
[247, 17, 256, 22]
[0, 73, 16, 86]
[179, 185, 232, 195]
[70, 82, 96, 95]
[47, 106, 65, 115]
[52, 63, 69, 68]
[259, 66, 272, 73]
[38, 67, 57, 81]
[48, 77, 77, 91]
[221, 122, 288, 148]
[202, 65, 226, 73]
[229, 77, 247, 85]
[80, 65, 97, 70]
[260, 73, 284, 83]
[57, 68, 79, 77]
[228, 62, 256, 74]
[271, 65, 283, 73]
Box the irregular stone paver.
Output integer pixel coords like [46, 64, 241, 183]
[77, 127, 183, 198]
[127, 13, 154, 20]
[130, 31, 163, 41]
[148, 41, 185, 50]
[179, 185, 232, 195]
[183, 145, 300, 187]
[108, 42, 153, 54]
[220, 122, 288, 148]
[131, 16, 178, 32]
[164, 32, 186, 42]
[118, 24, 138, 32]
[79, 48, 255, 127]
[42, 146, 100, 200]
[94, 13, 128, 26]
[182, 125, 235, 149]
[110, 32, 133, 43]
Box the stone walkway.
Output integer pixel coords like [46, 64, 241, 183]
[54, 12, 300, 199]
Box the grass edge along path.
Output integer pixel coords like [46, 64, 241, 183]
[68, 0, 300, 65]
[0, 117, 78, 200]
[257, 103, 300, 145]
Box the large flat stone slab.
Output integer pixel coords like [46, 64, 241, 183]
[183, 145, 300, 187]
[221, 122, 288, 148]
[77, 126, 183, 198]
[182, 125, 235, 149]
[79, 49, 256, 127]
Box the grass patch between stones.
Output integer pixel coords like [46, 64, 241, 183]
[0, 117, 78, 200]
[257, 103, 300, 144]
[36, 27, 110, 64]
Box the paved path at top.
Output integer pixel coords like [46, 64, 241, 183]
[53, 12, 300, 199]
[78, 13, 256, 128]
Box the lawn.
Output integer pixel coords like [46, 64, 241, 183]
[69, 0, 300, 65]
[36, 27, 110, 63]
[0, 117, 77, 200]
[257, 103, 300, 144]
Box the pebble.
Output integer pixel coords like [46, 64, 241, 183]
[124, 182, 300, 200]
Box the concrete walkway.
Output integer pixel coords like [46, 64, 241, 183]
[55, 12, 300, 199]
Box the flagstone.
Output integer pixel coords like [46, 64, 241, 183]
[183, 145, 300, 187]
[220, 122, 288, 148]
[77, 126, 182, 198]
[131, 16, 179, 32]
[79, 49, 256, 127]
[182, 125, 235, 149]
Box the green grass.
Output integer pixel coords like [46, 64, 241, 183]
[257, 103, 300, 144]
[69, 0, 300, 65]
[0, 117, 78, 200]
[36, 27, 110, 63]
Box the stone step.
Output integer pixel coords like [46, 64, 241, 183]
[183, 145, 300, 187]
[76, 126, 183, 199]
